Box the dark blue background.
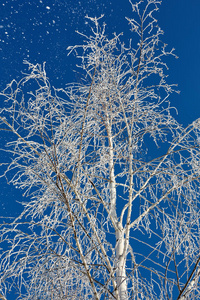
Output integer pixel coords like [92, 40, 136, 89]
[1, 0, 200, 124]
[0, 0, 199, 220]
[0, 2, 200, 297]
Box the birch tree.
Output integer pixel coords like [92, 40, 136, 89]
[0, 0, 200, 299]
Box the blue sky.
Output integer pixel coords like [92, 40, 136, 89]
[159, 0, 200, 125]
[0, 1, 200, 298]
[0, 0, 199, 218]
[0, 0, 200, 126]
[0, 1, 199, 217]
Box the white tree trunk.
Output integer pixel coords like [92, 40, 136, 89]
[116, 223, 127, 300]
[106, 112, 127, 299]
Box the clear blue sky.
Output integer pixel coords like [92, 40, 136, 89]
[0, 0, 199, 222]
[1, 0, 200, 125]
[0, 1, 200, 299]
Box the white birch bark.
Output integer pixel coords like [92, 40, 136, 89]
[106, 107, 127, 299]
[116, 223, 127, 300]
